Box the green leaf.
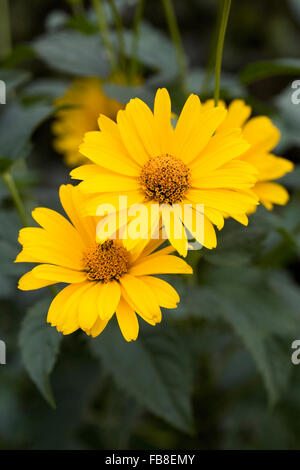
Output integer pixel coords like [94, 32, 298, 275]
[89, 321, 194, 433]
[102, 83, 154, 106]
[279, 165, 300, 189]
[0, 68, 31, 94]
[33, 30, 110, 78]
[0, 240, 25, 276]
[203, 266, 296, 404]
[273, 86, 300, 151]
[24, 79, 70, 101]
[121, 22, 179, 84]
[0, 209, 26, 279]
[0, 45, 35, 69]
[288, 0, 300, 24]
[219, 301, 291, 406]
[204, 221, 266, 267]
[19, 298, 62, 407]
[240, 59, 300, 84]
[187, 67, 246, 98]
[0, 101, 53, 172]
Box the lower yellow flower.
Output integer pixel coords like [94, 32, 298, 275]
[15, 185, 192, 341]
[203, 99, 294, 211]
[52, 77, 122, 166]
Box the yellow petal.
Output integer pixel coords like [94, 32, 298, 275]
[79, 173, 139, 194]
[59, 184, 96, 245]
[98, 280, 121, 320]
[254, 182, 290, 208]
[79, 131, 140, 176]
[140, 276, 180, 308]
[191, 129, 250, 174]
[192, 159, 257, 190]
[47, 282, 88, 324]
[161, 204, 188, 257]
[217, 99, 251, 133]
[18, 270, 56, 291]
[173, 94, 202, 157]
[186, 188, 258, 214]
[120, 274, 161, 320]
[89, 316, 109, 337]
[180, 106, 227, 164]
[55, 282, 91, 332]
[70, 164, 104, 180]
[32, 207, 86, 251]
[130, 254, 193, 276]
[242, 116, 280, 155]
[116, 298, 139, 341]
[17, 227, 83, 270]
[117, 109, 149, 165]
[78, 283, 100, 330]
[153, 88, 174, 155]
[125, 98, 160, 157]
[32, 264, 87, 283]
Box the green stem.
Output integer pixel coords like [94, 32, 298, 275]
[0, 0, 12, 60]
[214, 0, 231, 106]
[92, 0, 118, 73]
[201, 0, 222, 96]
[161, 0, 188, 92]
[108, 0, 126, 73]
[128, 0, 145, 84]
[2, 171, 29, 226]
[2, 171, 59, 297]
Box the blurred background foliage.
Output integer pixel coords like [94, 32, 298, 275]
[0, 0, 300, 450]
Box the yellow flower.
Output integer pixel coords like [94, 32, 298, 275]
[71, 88, 259, 256]
[202, 99, 294, 211]
[52, 77, 122, 166]
[15, 185, 192, 341]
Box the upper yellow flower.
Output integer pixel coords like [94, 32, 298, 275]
[52, 77, 122, 166]
[71, 88, 259, 256]
[202, 99, 294, 211]
[15, 185, 192, 341]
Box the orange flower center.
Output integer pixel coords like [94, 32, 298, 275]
[140, 154, 191, 204]
[82, 240, 130, 283]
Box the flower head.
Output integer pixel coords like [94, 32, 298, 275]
[202, 99, 294, 211]
[15, 185, 192, 341]
[71, 88, 259, 256]
[52, 77, 122, 166]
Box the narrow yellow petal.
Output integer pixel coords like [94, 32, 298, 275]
[33, 264, 87, 283]
[78, 283, 100, 330]
[120, 274, 161, 321]
[116, 298, 139, 341]
[18, 270, 56, 291]
[130, 254, 193, 276]
[140, 276, 180, 309]
[98, 280, 121, 320]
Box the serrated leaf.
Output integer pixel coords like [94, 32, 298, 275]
[0, 101, 54, 171]
[19, 298, 62, 407]
[33, 30, 110, 78]
[89, 321, 194, 433]
[240, 59, 300, 84]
